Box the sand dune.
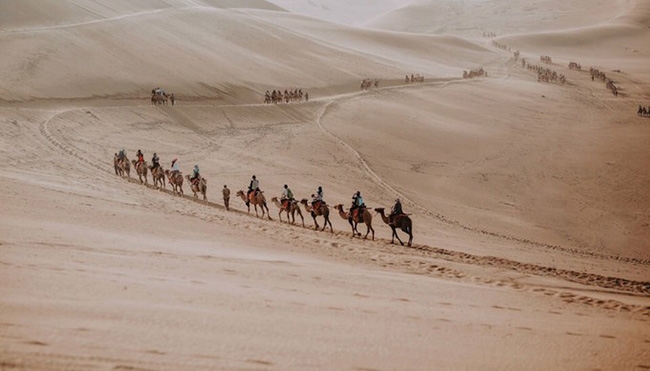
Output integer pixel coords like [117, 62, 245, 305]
[1, 0, 650, 369]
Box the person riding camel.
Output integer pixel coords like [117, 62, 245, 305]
[190, 165, 201, 185]
[118, 148, 127, 163]
[312, 186, 324, 207]
[280, 184, 294, 209]
[389, 198, 403, 225]
[248, 175, 259, 198]
[170, 158, 180, 176]
[135, 149, 144, 166]
[350, 191, 365, 219]
[151, 153, 160, 170]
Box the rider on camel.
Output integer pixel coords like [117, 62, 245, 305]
[135, 149, 145, 167]
[171, 158, 180, 176]
[280, 184, 294, 207]
[190, 165, 201, 185]
[151, 153, 160, 170]
[350, 191, 365, 218]
[312, 186, 324, 207]
[248, 175, 259, 198]
[389, 198, 403, 225]
[118, 148, 127, 163]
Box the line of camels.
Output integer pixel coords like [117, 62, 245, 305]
[264, 88, 308, 104]
[113, 154, 413, 247]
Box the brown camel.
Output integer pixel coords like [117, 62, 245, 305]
[334, 204, 374, 240]
[151, 93, 168, 105]
[271, 197, 304, 227]
[299, 199, 333, 233]
[236, 190, 271, 220]
[150, 166, 166, 190]
[114, 155, 130, 178]
[164, 170, 184, 196]
[375, 208, 413, 247]
[185, 175, 208, 201]
[131, 160, 148, 184]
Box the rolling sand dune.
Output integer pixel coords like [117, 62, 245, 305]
[1, 0, 650, 369]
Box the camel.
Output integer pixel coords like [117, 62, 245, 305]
[164, 170, 184, 196]
[374, 208, 413, 247]
[236, 190, 271, 220]
[299, 199, 333, 233]
[131, 160, 148, 184]
[185, 175, 208, 201]
[151, 93, 168, 105]
[114, 155, 130, 178]
[270, 197, 304, 227]
[150, 166, 166, 190]
[334, 204, 374, 240]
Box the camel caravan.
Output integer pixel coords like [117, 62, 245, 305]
[638, 105, 650, 117]
[151, 87, 176, 106]
[405, 74, 424, 84]
[540, 55, 552, 64]
[590, 67, 620, 96]
[360, 78, 380, 91]
[463, 67, 487, 79]
[264, 88, 309, 104]
[112, 152, 412, 245]
[590, 67, 607, 82]
[491, 40, 510, 51]
[521, 60, 566, 84]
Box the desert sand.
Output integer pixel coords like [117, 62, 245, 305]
[1, 0, 649, 369]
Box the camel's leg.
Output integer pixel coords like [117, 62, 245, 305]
[265, 204, 271, 220]
[311, 214, 320, 230]
[278, 210, 283, 223]
[297, 209, 304, 228]
[348, 219, 357, 238]
[393, 227, 404, 246]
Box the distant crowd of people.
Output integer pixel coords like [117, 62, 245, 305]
[638, 105, 650, 117]
[483, 31, 497, 38]
[540, 55, 552, 64]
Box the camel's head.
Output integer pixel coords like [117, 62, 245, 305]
[236, 190, 244, 197]
[334, 203, 344, 210]
[270, 197, 278, 202]
[374, 207, 385, 214]
[300, 198, 308, 204]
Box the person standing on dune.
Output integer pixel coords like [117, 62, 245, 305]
[223, 185, 230, 211]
